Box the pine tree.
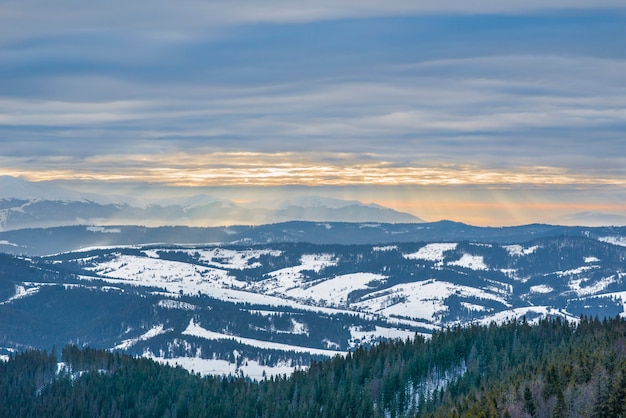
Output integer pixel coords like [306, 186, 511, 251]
[524, 385, 536, 417]
[607, 361, 626, 417]
[551, 389, 567, 418]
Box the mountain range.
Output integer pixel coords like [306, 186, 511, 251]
[0, 176, 421, 230]
[2, 221, 626, 379]
[3, 176, 626, 230]
[2, 175, 626, 380]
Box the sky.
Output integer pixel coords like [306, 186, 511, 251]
[1, 1, 626, 226]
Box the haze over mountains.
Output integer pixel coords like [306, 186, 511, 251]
[0, 176, 421, 230]
[2, 176, 626, 230]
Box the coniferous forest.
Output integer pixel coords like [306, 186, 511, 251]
[3, 317, 626, 417]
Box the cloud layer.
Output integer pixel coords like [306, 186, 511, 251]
[1, 2, 625, 223]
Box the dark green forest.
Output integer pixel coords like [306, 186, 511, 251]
[3, 317, 626, 417]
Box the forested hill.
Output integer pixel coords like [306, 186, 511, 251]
[4, 317, 626, 417]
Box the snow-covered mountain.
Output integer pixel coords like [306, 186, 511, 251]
[0, 177, 421, 230]
[2, 225, 626, 378]
[0, 176, 81, 201]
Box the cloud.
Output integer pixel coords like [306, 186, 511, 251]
[2, 53, 624, 172]
[3, 152, 626, 189]
[2, 1, 625, 36]
[0, 4, 625, 195]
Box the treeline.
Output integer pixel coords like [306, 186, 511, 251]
[3, 317, 626, 417]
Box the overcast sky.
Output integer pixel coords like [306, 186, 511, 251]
[1, 1, 625, 225]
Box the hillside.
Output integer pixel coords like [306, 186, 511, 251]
[2, 317, 626, 417]
[2, 227, 626, 379]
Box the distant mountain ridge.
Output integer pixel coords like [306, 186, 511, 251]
[0, 177, 422, 230]
[558, 211, 626, 227]
[0, 175, 111, 203]
[2, 221, 626, 256]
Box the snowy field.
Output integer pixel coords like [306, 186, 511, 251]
[182, 320, 342, 357]
[477, 306, 580, 326]
[282, 273, 387, 307]
[448, 254, 488, 270]
[503, 245, 539, 257]
[147, 354, 299, 380]
[599, 236, 626, 247]
[353, 279, 510, 322]
[24, 240, 623, 379]
[403, 243, 457, 264]
[348, 325, 417, 348]
[114, 324, 173, 350]
[176, 248, 283, 270]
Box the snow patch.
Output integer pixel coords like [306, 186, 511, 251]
[373, 245, 397, 252]
[530, 284, 553, 294]
[599, 236, 626, 247]
[249, 309, 282, 317]
[182, 320, 342, 356]
[83, 254, 246, 295]
[448, 254, 488, 270]
[186, 248, 283, 270]
[348, 325, 416, 348]
[460, 302, 486, 312]
[257, 254, 338, 296]
[157, 299, 198, 311]
[0, 284, 40, 305]
[283, 272, 387, 307]
[86, 226, 121, 233]
[114, 324, 172, 350]
[354, 279, 509, 323]
[359, 223, 381, 228]
[569, 275, 617, 296]
[477, 306, 579, 326]
[500, 268, 528, 282]
[291, 319, 308, 335]
[556, 265, 599, 277]
[299, 253, 337, 272]
[142, 249, 161, 258]
[404, 243, 458, 264]
[503, 245, 539, 256]
[146, 354, 298, 380]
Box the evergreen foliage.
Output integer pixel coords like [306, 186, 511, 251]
[3, 316, 626, 417]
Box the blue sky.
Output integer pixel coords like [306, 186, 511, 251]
[1, 1, 626, 225]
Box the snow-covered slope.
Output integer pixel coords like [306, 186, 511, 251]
[3, 230, 626, 378]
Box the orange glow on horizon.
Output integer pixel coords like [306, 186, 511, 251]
[4, 152, 625, 227]
[4, 152, 626, 188]
[374, 200, 626, 226]
[383, 201, 626, 211]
